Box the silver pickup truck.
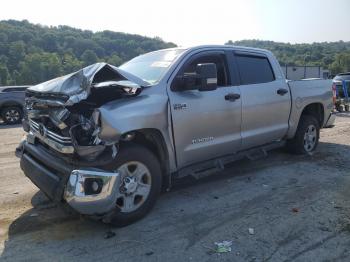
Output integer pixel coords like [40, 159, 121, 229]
[17, 45, 335, 226]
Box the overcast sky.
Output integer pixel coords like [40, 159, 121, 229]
[1, 0, 349, 46]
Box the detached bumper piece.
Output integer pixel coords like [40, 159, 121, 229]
[20, 140, 120, 215]
[64, 169, 120, 215]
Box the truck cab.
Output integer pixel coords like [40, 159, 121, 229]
[164, 47, 291, 167]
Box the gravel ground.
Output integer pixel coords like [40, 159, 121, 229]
[0, 115, 350, 262]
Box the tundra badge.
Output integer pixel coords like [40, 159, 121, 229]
[192, 136, 214, 144]
[173, 103, 187, 110]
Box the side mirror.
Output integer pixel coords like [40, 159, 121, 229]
[196, 63, 218, 91]
[171, 63, 218, 92]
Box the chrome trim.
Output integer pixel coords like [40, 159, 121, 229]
[28, 131, 74, 154]
[64, 169, 121, 215]
[29, 119, 72, 143]
[29, 119, 74, 154]
[47, 131, 71, 142]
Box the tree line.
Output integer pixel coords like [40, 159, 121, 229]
[0, 20, 176, 85]
[226, 40, 350, 75]
[1, 19, 349, 86]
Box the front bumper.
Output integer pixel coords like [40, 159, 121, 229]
[20, 140, 71, 201]
[64, 169, 120, 215]
[19, 139, 120, 215]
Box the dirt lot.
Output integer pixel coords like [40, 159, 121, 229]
[0, 115, 350, 262]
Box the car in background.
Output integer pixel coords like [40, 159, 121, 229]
[333, 72, 350, 111]
[0, 86, 30, 124]
[334, 72, 350, 82]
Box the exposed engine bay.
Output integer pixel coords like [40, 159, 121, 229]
[24, 63, 148, 161]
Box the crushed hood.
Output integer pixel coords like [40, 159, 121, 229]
[27, 63, 149, 106]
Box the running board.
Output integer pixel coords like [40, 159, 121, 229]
[175, 140, 285, 179]
[246, 148, 268, 161]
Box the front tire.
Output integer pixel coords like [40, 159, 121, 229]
[102, 144, 162, 227]
[286, 115, 320, 154]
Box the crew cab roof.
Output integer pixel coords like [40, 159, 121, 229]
[159, 45, 273, 55]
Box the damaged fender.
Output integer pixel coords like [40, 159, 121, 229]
[96, 94, 176, 171]
[97, 95, 169, 142]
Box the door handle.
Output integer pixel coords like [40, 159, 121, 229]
[277, 88, 289, 95]
[225, 93, 240, 101]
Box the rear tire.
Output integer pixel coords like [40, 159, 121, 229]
[286, 115, 320, 154]
[1, 106, 23, 125]
[102, 144, 162, 227]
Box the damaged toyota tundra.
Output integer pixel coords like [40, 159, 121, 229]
[17, 45, 335, 226]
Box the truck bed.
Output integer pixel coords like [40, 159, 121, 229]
[287, 79, 333, 138]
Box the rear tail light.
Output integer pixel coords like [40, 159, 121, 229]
[332, 83, 337, 107]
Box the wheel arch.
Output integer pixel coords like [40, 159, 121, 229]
[119, 128, 171, 190]
[300, 102, 324, 127]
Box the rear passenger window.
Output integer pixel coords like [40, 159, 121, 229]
[236, 54, 275, 85]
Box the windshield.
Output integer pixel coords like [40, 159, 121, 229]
[119, 49, 185, 85]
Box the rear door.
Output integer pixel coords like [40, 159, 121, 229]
[167, 51, 242, 168]
[234, 51, 291, 149]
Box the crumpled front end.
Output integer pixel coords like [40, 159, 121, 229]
[23, 62, 146, 161]
[18, 62, 149, 215]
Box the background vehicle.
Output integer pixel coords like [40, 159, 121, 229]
[0, 86, 29, 124]
[17, 46, 334, 226]
[333, 72, 350, 111]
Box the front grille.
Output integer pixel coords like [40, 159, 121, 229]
[29, 119, 74, 154]
[29, 119, 72, 145]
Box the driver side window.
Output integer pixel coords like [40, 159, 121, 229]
[183, 54, 230, 87]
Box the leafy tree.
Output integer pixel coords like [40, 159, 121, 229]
[19, 52, 62, 84]
[41, 33, 58, 52]
[81, 50, 98, 66]
[106, 53, 123, 66]
[0, 19, 176, 85]
[2, 19, 350, 86]
[0, 65, 10, 85]
[8, 40, 25, 70]
[225, 39, 350, 74]
[10, 70, 20, 85]
[61, 53, 83, 74]
[330, 52, 350, 73]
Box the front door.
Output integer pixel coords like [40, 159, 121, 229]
[168, 51, 242, 168]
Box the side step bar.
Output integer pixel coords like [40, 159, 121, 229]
[175, 140, 285, 179]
